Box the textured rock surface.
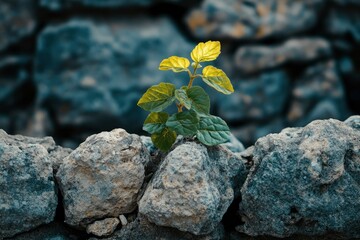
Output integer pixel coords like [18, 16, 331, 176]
[218, 71, 289, 123]
[287, 61, 349, 127]
[87, 218, 120, 237]
[90, 216, 225, 240]
[34, 18, 192, 136]
[238, 118, 360, 237]
[56, 128, 150, 228]
[0, 130, 58, 238]
[139, 141, 247, 235]
[220, 133, 245, 153]
[235, 38, 331, 74]
[186, 0, 324, 40]
[0, 0, 36, 51]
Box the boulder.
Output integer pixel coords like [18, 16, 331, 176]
[0, 0, 36, 51]
[186, 0, 324, 40]
[0, 130, 59, 238]
[86, 218, 120, 237]
[287, 60, 349, 127]
[218, 70, 289, 123]
[238, 118, 360, 238]
[56, 129, 150, 228]
[34, 18, 192, 138]
[139, 141, 248, 235]
[235, 38, 331, 74]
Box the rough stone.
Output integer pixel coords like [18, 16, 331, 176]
[0, 0, 36, 51]
[87, 218, 120, 237]
[56, 128, 150, 228]
[34, 18, 192, 136]
[220, 133, 245, 153]
[287, 60, 349, 127]
[238, 118, 360, 238]
[186, 0, 324, 40]
[0, 130, 58, 238]
[139, 141, 247, 235]
[235, 38, 331, 74]
[218, 70, 289, 123]
[119, 215, 128, 226]
[344, 115, 360, 130]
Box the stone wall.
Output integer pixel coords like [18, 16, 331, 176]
[0, 0, 359, 148]
[1, 116, 359, 239]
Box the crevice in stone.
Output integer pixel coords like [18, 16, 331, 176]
[221, 196, 243, 232]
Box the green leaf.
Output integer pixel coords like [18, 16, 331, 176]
[151, 127, 177, 151]
[159, 56, 190, 73]
[143, 112, 169, 134]
[196, 115, 231, 146]
[137, 83, 176, 112]
[166, 111, 199, 137]
[175, 89, 192, 110]
[202, 66, 234, 95]
[187, 86, 210, 116]
[190, 41, 221, 63]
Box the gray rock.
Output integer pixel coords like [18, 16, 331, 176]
[89, 216, 225, 240]
[220, 133, 245, 153]
[186, 0, 324, 40]
[0, 130, 58, 238]
[218, 70, 289, 123]
[238, 118, 360, 238]
[139, 141, 247, 235]
[34, 18, 192, 136]
[0, 0, 36, 51]
[344, 115, 360, 130]
[325, 7, 360, 42]
[40, 0, 184, 10]
[287, 60, 349, 127]
[235, 38, 331, 74]
[56, 129, 150, 228]
[87, 218, 120, 237]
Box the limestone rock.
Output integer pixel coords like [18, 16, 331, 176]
[235, 38, 331, 74]
[87, 218, 120, 237]
[0, 130, 58, 238]
[238, 118, 360, 238]
[56, 128, 150, 228]
[186, 0, 324, 40]
[139, 141, 247, 235]
[0, 0, 36, 51]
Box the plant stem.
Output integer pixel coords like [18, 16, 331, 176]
[178, 62, 199, 113]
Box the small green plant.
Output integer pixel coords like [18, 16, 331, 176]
[137, 40, 234, 151]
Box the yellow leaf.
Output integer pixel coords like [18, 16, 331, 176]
[202, 66, 234, 94]
[159, 56, 190, 72]
[190, 40, 221, 63]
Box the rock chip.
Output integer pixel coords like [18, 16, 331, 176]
[238, 118, 360, 238]
[34, 18, 192, 137]
[139, 141, 247, 235]
[287, 60, 349, 127]
[87, 218, 120, 237]
[235, 38, 331, 74]
[56, 129, 150, 228]
[186, 0, 324, 40]
[218, 70, 289, 123]
[0, 0, 36, 51]
[0, 130, 58, 238]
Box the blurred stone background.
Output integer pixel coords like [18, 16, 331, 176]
[0, 0, 359, 148]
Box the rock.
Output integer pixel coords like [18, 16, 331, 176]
[344, 115, 360, 130]
[0, 0, 36, 51]
[325, 7, 360, 42]
[119, 215, 128, 226]
[87, 218, 120, 237]
[186, 0, 324, 40]
[218, 70, 289, 123]
[235, 38, 331, 74]
[139, 141, 247, 235]
[56, 129, 150, 228]
[0, 130, 58, 238]
[238, 118, 360, 238]
[287, 60, 349, 127]
[40, 0, 184, 10]
[34, 18, 192, 138]
[220, 133, 245, 153]
[89, 216, 225, 240]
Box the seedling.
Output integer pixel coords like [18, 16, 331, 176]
[137, 41, 234, 151]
